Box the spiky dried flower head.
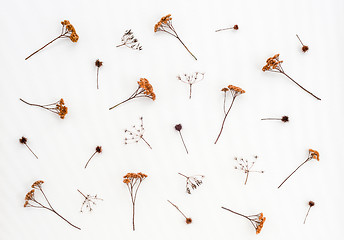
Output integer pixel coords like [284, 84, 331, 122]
[25, 189, 35, 201]
[138, 78, 156, 100]
[256, 213, 266, 234]
[175, 124, 182, 131]
[309, 149, 319, 161]
[302, 45, 309, 52]
[31, 180, 44, 189]
[96, 146, 102, 153]
[233, 25, 239, 30]
[56, 98, 68, 119]
[19, 136, 27, 144]
[262, 54, 283, 72]
[227, 85, 245, 94]
[281, 116, 289, 122]
[154, 14, 172, 32]
[61, 20, 79, 42]
[95, 59, 103, 67]
[309, 201, 315, 207]
[186, 218, 192, 224]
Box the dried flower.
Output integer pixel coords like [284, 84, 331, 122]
[177, 72, 205, 99]
[154, 14, 197, 60]
[20, 98, 68, 119]
[296, 34, 309, 52]
[178, 173, 204, 194]
[278, 149, 320, 188]
[262, 54, 320, 100]
[19, 136, 38, 159]
[116, 29, 142, 50]
[77, 189, 103, 212]
[84, 146, 102, 169]
[123, 172, 148, 231]
[24, 180, 80, 230]
[234, 156, 264, 185]
[215, 24, 239, 32]
[124, 117, 152, 149]
[109, 78, 155, 110]
[214, 85, 245, 144]
[174, 124, 188, 154]
[261, 115, 289, 123]
[222, 207, 266, 234]
[167, 200, 192, 224]
[25, 20, 78, 60]
[303, 201, 315, 224]
[95, 59, 103, 89]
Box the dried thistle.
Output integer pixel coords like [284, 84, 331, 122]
[261, 115, 289, 123]
[214, 85, 245, 144]
[278, 149, 319, 188]
[20, 98, 68, 119]
[95, 59, 103, 89]
[154, 14, 197, 60]
[167, 200, 192, 224]
[177, 72, 205, 99]
[124, 117, 152, 149]
[262, 54, 320, 100]
[77, 189, 103, 212]
[215, 24, 239, 32]
[123, 172, 148, 231]
[116, 29, 142, 50]
[109, 78, 156, 110]
[174, 124, 188, 154]
[178, 173, 204, 194]
[84, 146, 102, 169]
[234, 156, 264, 185]
[24, 180, 80, 230]
[25, 20, 79, 60]
[19, 136, 38, 159]
[303, 201, 315, 224]
[296, 34, 309, 53]
[222, 207, 266, 234]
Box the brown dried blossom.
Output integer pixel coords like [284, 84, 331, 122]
[116, 29, 142, 50]
[20, 98, 68, 119]
[124, 117, 152, 149]
[178, 173, 204, 194]
[177, 72, 205, 99]
[19, 136, 38, 159]
[167, 200, 192, 224]
[77, 189, 103, 212]
[234, 156, 264, 185]
[84, 146, 102, 169]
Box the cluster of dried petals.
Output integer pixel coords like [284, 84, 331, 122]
[154, 14, 172, 32]
[138, 78, 156, 100]
[61, 20, 79, 42]
[227, 85, 245, 94]
[25, 189, 35, 201]
[31, 180, 44, 189]
[262, 54, 283, 72]
[309, 149, 319, 161]
[56, 98, 68, 119]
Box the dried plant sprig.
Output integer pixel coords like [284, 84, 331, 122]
[222, 207, 266, 234]
[303, 201, 315, 224]
[77, 189, 103, 212]
[174, 124, 188, 154]
[215, 24, 239, 32]
[178, 173, 204, 194]
[177, 72, 205, 99]
[154, 14, 197, 60]
[116, 29, 142, 50]
[123, 172, 148, 231]
[109, 78, 156, 110]
[214, 85, 245, 144]
[124, 117, 152, 149]
[24, 180, 80, 230]
[234, 156, 264, 185]
[262, 54, 320, 100]
[167, 200, 192, 224]
[296, 34, 309, 53]
[278, 149, 320, 188]
[84, 146, 102, 169]
[25, 20, 79, 60]
[261, 116, 289, 123]
[19, 136, 38, 159]
[95, 59, 103, 89]
[20, 98, 68, 119]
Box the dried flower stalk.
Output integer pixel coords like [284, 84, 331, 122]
[77, 189, 103, 212]
[124, 117, 152, 149]
[167, 200, 192, 224]
[174, 124, 188, 154]
[278, 149, 319, 188]
[303, 201, 315, 224]
[84, 146, 102, 169]
[215, 24, 239, 32]
[24, 180, 80, 230]
[25, 20, 79, 60]
[261, 116, 289, 123]
[116, 29, 142, 50]
[234, 156, 264, 185]
[20, 98, 68, 119]
[296, 34, 309, 52]
[177, 72, 205, 99]
[19, 136, 38, 159]
[178, 173, 204, 194]
[95, 59, 103, 89]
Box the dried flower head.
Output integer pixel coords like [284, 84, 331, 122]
[19, 136, 38, 159]
[177, 72, 205, 99]
[77, 189, 103, 212]
[20, 98, 68, 119]
[215, 24, 239, 32]
[296, 34, 309, 53]
[234, 156, 264, 185]
[178, 173, 204, 194]
[168, 200, 192, 224]
[116, 29, 142, 50]
[84, 146, 103, 169]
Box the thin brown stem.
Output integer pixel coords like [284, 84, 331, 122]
[141, 137, 152, 149]
[278, 158, 310, 188]
[178, 131, 189, 154]
[25, 144, 38, 159]
[176, 36, 197, 60]
[214, 97, 236, 144]
[84, 151, 97, 169]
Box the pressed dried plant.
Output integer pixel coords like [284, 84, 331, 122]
[95, 59, 103, 89]
[303, 201, 315, 224]
[177, 72, 205, 99]
[278, 149, 319, 188]
[116, 29, 142, 50]
[20, 98, 68, 119]
[25, 20, 79, 60]
[109, 78, 156, 110]
[167, 200, 192, 224]
[261, 115, 289, 123]
[174, 124, 188, 154]
[19, 136, 38, 159]
[178, 173, 204, 194]
[124, 117, 152, 149]
[84, 146, 102, 169]
[123, 172, 148, 231]
[222, 207, 266, 234]
[24, 181, 80, 230]
[154, 14, 197, 60]
[215, 24, 239, 32]
[262, 54, 320, 100]
[296, 34, 309, 53]
[214, 85, 245, 144]
[234, 156, 264, 185]
[77, 189, 103, 212]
